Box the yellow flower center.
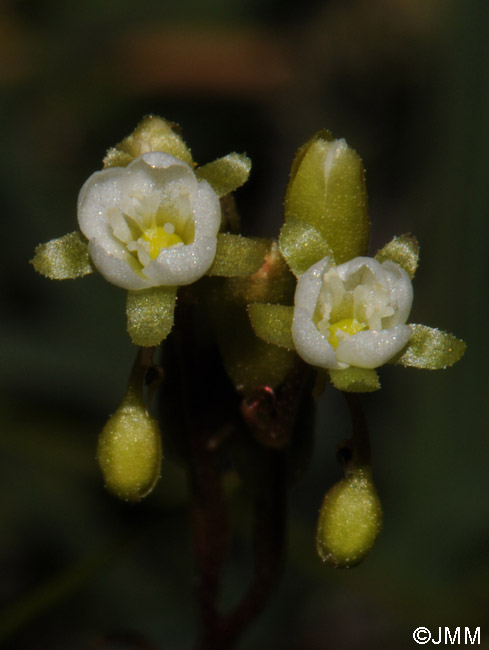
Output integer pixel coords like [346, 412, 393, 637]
[142, 222, 184, 260]
[328, 318, 367, 350]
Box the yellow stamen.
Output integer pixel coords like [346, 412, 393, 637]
[142, 225, 184, 260]
[328, 318, 367, 350]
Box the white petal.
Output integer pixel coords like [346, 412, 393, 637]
[332, 256, 381, 282]
[294, 257, 332, 314]
[78, 168, 125, 239]
[292, 306, 339, 368]
[89, 240, 152, 290]
[335, 325, 412, 369]
[140, 179, 221, 286]
[193, 180, 222, 238]
[138, 151, 194, 173]
[292, 257, 338, 368]
[134, 238, 152, 267]
[106, 208, 133, 244]
[142, 237, 218, 286]
[380, 260, 413, 326]
[131, 152, 198, 197]
[78, 153, 221, 289]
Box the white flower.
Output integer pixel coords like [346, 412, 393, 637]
[77, 152, 221, 289]
[292, 256, 413, 369]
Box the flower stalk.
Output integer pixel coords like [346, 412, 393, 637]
[163, 295, 297, 650]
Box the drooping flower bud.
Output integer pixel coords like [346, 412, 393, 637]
[96, 385, 162, 502]
[316, 467, 382, 568]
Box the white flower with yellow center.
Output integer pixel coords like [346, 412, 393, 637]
[292, 256, 413, 369]
[77, 152, 221, 289]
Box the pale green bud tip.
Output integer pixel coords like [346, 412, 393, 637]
[316, 468, 382, 568]
[96, 387, 162, 502]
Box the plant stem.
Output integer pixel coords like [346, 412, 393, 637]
[167, 298, 300, 650]
[343, 392, 371, 469]
[219, 451, 287, 649]
[168, 301, 231, 649]
[190, 431, 229, 649]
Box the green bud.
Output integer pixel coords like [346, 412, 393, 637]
[96, 386, 162, 502]
[284, 131, 369, 265]
[316, 467, 382, 568]
[103, 115, 193, 168]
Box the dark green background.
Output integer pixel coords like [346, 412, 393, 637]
[0, 1, 487, 648]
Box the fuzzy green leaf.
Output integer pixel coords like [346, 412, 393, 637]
[394, 324, 466, 369]
[207, 233, 270, 277]
[248, 303, 295, 350]
[284, 132, 369, 264]
[279, 215, 332, 276]
[196, 153, 251, 198]
[126, 286, 177, 347]
[31, 231, 94, 280]
[375, 234, 419, 279]
[104, 115, 193, 168]
[328, 367, 380, 392]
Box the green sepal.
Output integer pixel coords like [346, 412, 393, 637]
[206, 233, 270, 277]
[103, 115, 193, 168]
[394, 324, 466, 369]
[31, 231, 94, 280]
[212, 303, 295, 395]
[284, 131, 369, 264]
[279, 215, 332, 276]
[375, 234, 419, 279]
[196, 153, 251, 198]
[248, 303, 295, 350]
[126, 286, 177, 347]
[223, 242, 296, 306]
[328, 367, 380, 392]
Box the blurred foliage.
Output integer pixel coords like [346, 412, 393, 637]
[0, 0, 487, 648]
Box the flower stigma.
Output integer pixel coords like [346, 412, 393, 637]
[327, 318, 366, 349]
[109, 192, 195, 267]
[140, 222, 183, 259]
[315, 264, 398, 349]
